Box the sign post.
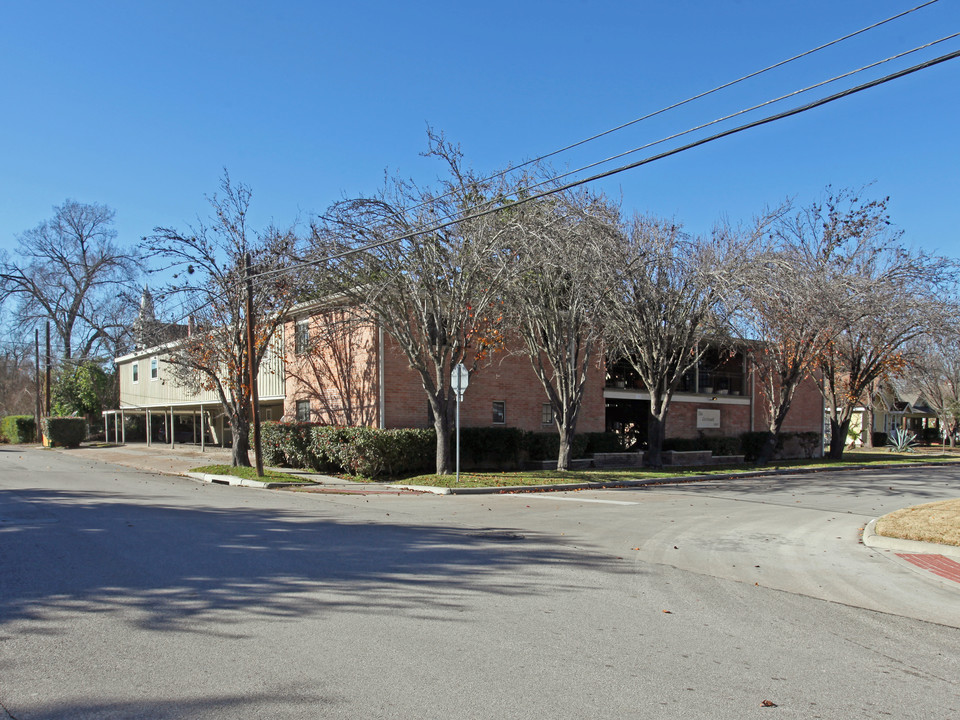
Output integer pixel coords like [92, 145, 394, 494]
[451, 363, 469, 482]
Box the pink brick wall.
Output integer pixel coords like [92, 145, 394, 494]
[281, 309, 823, 445]
[382, 335, 606, 433]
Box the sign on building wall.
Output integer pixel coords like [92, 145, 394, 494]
[697, 408, 721, 429]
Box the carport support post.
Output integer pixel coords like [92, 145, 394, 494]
[146, 409, 151, 447]
[170, 406, 174, 448]
[121, 411, 125, 444]
[200, 407, 205, 452]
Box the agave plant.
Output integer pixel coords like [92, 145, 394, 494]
[886, 427, 917, 453]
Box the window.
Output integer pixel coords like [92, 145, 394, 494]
[150, 356, 159, 380]
[295, 319, 310, 355]
[262, 407, 273, 421]
[132, 362, 139, 383]
[492, 401, 505, 424]
[541, 403, 555, 426]
[296, 400, 311, 422]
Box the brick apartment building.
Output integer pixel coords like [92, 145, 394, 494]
[107, 301, 824, 453]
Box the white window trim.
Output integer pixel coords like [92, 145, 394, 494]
[150, 356, 159, 381]
[132, 362, 139, 384]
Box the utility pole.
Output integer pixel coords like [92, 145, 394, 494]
[35, 328, 41, 442]
[245, 253, 264, 477]
[45, 321, 51, 417]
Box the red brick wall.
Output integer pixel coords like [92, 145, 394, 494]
[664, 400, 752, 439]
[283, 312, 380, 426]
[281, 309, 824, 445]
[381, 334, 606, 433]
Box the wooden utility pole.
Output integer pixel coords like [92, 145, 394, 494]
[245, 253, 264, 477]
[45, 321, 51, 416]
[35, 328, 42, 442]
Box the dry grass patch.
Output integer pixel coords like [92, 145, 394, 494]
[875, 498, 960, 547]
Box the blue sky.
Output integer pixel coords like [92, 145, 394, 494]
[2, 0, 958, 269]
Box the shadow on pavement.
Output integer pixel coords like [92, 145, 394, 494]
[0, 485, 632, 635]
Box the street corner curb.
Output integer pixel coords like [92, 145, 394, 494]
[863, 518, 960, 559]
[387, 484, 452, 494]
[183, 471, 303, 489]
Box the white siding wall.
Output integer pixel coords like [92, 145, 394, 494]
[118, 334, 285, 408]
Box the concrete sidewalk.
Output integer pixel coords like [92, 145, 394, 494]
[51, 442, 384, 490]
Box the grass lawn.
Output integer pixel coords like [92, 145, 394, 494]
[875, 498, 960, 547]
[190, 464, 316, 483]
[387, 448, 960, 488]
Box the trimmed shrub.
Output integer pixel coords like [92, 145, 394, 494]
[457, 427, 525, 470]
[921, 427, 941, 445]
[261, 421, 290, 466]
[581, 432, 625, 455]
[522, 431, 589, 462]
[740, 431, 775, 462]
[2, 415, 36, 444]
[871, 431, 888, 447]
[42, 417, 87, 448]
[701, 436, 741, 457]
[263, 422, 325, 470]
[318, 426, 434, 477]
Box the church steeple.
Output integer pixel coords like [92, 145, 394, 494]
[133, 285, 156, 350]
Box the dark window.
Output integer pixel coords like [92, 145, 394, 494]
[132, 363, 139, 383]
[150, 356, 159, 380]
[296, 400, 310, 422]
[492, 401, 505, 424]
[295, 320, 310, 355]
[541, 403, 554, 425]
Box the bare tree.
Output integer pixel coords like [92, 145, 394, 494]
[312, 134, 512, 475]
[817, 229, 952, 459]
[902, 333, 960, 448]
[608, 215, 757, 468]
[740, 189, 928, 464]
[499, 186, 621, 470]
[0, 200, 141, 359]
[147, 174, 300, 467]
[0, 345, 36, 417]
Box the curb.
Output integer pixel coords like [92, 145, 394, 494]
[387, 460, 960, 496]
[184, 472, 317, 490]
[862, 518, 960, 559]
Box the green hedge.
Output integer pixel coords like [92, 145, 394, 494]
[580, 432, 625, 455]
[261, 423, 627, 477]
[42, 417, 87, 448]
[2, 415, 36, 443]
[661, 436, 742, 456]
[740, 430, 821, 461]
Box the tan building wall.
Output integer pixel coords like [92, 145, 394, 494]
[116, 332, 286, 410]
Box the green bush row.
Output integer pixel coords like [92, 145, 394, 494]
[42, 417, 87, 448]
[261, 422, 626, 476]
[2, 415, 36, 443]
[662, 432, 821, 461]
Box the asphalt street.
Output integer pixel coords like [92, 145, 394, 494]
[1, 446, 958, 719]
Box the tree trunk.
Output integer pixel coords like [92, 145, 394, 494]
[645, 412, 667, 468]
[433, 403, 453, 475]
[863, 405, 875, 448]
[827, 417, 851, 460]
[755, 432, 779, 465]
[230, 414, 251, 467]
[557, 423, 574, 471]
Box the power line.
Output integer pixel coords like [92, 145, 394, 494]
[513, 32, 960, 202]
[151, 15, 959, 330]
[399, 0, 942, 217]
[263, 46, 960, 281]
